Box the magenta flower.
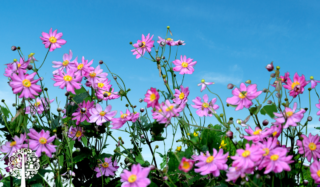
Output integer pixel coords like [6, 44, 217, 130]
[9, 72, 42, 99]
[131, 34, 154, 59]
[193, 149, 228, 176]
[283, 72, 308, 98]
[226, 167, 254, 183]
[144, 87, 160, 108]
[310, 160, 320, 184]
[172, 55, 197, 75]
[40, 28, 66, 52]
[316, 100, 320, 121]
[191, 94, 219, 117]
[94, 157, 117, 178]
[267, 125, 282, 138]
[93, 78, 111, 90]
[271, 72, 290, 88]
[258, 147, 293, 174]
[198, 79, 214, 92]
[120, 163, 151, 187]
[0, 134, 27, 158]
[52, 69, 82, 94]
[306, 76, 320, 89]
[89, 104, 117, 126]
[157, 36, 176, 46]
[111, 109, 132, 129]
[243, 126, 270, 143]
[296, 133, 320, 162]
[25, 97, 54, 116]
[96, 87, 120, 101]
[73, 56, 94, 77]
[27, 129, 56, 158]
[173, 85, 189, 105]
[273, 102, 306, 129]
[85, 65, 107, 87]
[52, 50, 77, 75]
[68, 126, 85, 141]
[226, 83, 262, 111]
[179, 157, 194, 173]
[61, 170, 75, 178]
[152, 100, 179, 125]
[72, 100, 95, 125]
[231, 143, 264, 170]
[4, 57, 29, 77]
[258, 137, 278, 159]
[130, 112, 140, 122]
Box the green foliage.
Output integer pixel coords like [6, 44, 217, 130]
[200, 124, 225, 154]
[260, 103, 277, 118]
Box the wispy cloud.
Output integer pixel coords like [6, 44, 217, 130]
[200, 64, 243, 85]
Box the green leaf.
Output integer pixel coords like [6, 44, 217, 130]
[168, 152, 179, 172]
[260, 103, 277, 118]
[249, 105, 261, 115]
[59, 155, 64, 166]
[152, 135, 165, 141]
[151, 122, 166, 135]
[31, 183, 43, 187]
[200, 124, 224, 154]
[73, 92, 90, 104]
[73, 152, 91, 163]
[0, 106, 10, 118]
[81, 136, 88, 147]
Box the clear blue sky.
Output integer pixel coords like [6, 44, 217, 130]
[1, 0, 320, 181]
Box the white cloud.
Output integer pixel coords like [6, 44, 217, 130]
[200, 64, 243, 85]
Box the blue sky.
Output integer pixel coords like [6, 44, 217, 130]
[1, 0, 320, 182]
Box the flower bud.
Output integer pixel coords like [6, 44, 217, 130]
[140, 108, 144, 112]
[276, 66, 280, 70]
[227, 83, 234, 89]
[156, 57, 161, 62]
[155, 145, 159, 149]
[11, 46, 17, 51]
[85, 81, 92, 87]
[167, 26, 170, 29]
[27, 64, 33, 70]
[245, 80, 251, 84]
[239, 134, 244, 139]
[255, 174, 260, 179]
[162, 74, 166, 78]
[308, 116, 312, 121]
[303, 180, 308, 185]
[266, 62, 274, 72]
[53, 129, 57, 133]
[129, 42, 132, 45]
[163, 176, 168, 180]
[178, 40, 184, 45]
[236, 119, 242, 124]
[2, 99, 5, 103]
[40, 77, 44, 81]
[219, 113, 224, 117]
[160, 41, 165, 46]
[70, 102, 75, 106]
[270, 73, 276, 78]
[267, 100, 272, 104]
[57, 108, 62, 112]
[262, 88, 268, 93]
[141, 135, 144, 139]
[162, 56, 165, 59]
[44, 88, 48, 91]
[236, 127, 240, 131]
[125, 104, 129, 107]
[99, 60, 103, 64]
[13, 59, 17, 62]
[139, 98, 143, 103]
[262, 119, 269, 126]
[226, 131, 233, 139]
[276, 93, 281, 98]
[149, 165, 156, 170]
[119, 90, 126, 96]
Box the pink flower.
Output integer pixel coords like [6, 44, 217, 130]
[68, 126, 85, 141]
[131, 34, 154, 59]
[120, 164, 151, 187]
[310, 160, 320, 183]
[27, 129, 56, 158]
[52, 69, 82, 94]
[4, 57, 29, 77]
[52, 50, 77, 75]
[316, 100, 320, 121]
[243, 126, 270, 143]
[256, 137, 279, 167]
[40, 28, 67, 52]
[25, 97, 54, 116]
[296, 133, 320, 162]
[144, 87, 160, 108]
[193, 149, 228, 176]
[73, 56, 94, 77]
[72, 100, 95, 125]
[130, 112, 140, 122]
[226, 167, 254, 183]
[173, 85, 189, 105]
[179, 157, 194, 173]
[191, 94, 219, 117]
[273, 102, 306, 129]
[231, 143, 264, 170]
[226, 83, 262, 111]
[258, 147, 293, 174]
[271, 72, 290, 88]
[283, 72, 308, 98]
[85, 65, 107, 87]
[9, 72, 42, 99]
[306, 76, 320, 89]
[94, 157, 118, 178]
[89, 104, 117, 126]
[266, 125, 282, 138]
[93, 78, 111, 90]
[172, 55, 197, 75]
[157, 36, 177, 46]
[152, 100, 179, 125]
[198, 79, 214, 92]
[111, 109, 132, 129]
[96, 87, 120, 101]
[0, 134, 28, 158]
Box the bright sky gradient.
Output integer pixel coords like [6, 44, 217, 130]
[1, 0, 320, 184]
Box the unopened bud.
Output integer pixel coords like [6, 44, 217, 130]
[276, 93, 281, 98]
[308, 116, 312, 121]
[266, 62, 274, 72]
[11, 46, 17, 51]
[163, 176, 168, 180]
[99, 60, 103, 64]
[149, 165, 156, 170]
[27, 64, 33, 70]
[13, 59, 17, 62]
[57, 108, 62, 112]
[226, 131, 233, 139]
[162, 56, 165, 59]
[140, 108, 144, 112]
[267, 100, 272, 104]
[236, 127, 240, 131]
[262, 119, 269, 126]
[303, 180, 308, 185]
[155, 145, 159, 149]
[262, 88, 268, 93]
[276, 66, 280, 70]
[156, 57, 161, 62]
[227, 84, 234, 89]
[139, 98, 143, 103]
[236, 119, 242, 124]
[103, 93, 108, 97]
[245, 80, 251, 84]
[308, 88, 312, 91]
[270, 73, 276, 78]
[129, 42, 132, 45]
[239, 134, 244, 139]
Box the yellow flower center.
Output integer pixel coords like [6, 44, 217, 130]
[49, 36, 57, 43]
[150, 93, 156, 101]
[193, 132, 198, 137]
[158, 109, 162, 113]
[99, 111, 106, 116]
[182, 161, 190, 170]
[286, 111, 293, 118]
[89, 72, 96, 78]
[10, 141, 17, 147]
[98, 83, 104, 88]
[206, 156, 214, 163]
[291, 81, 300, 90]
[202, 103, 209, 108]
[317, 170, 320, 177]
[166, 38, 172, 41]
[239, 92, 247, 99]
[128, 174, 137, 183]
[242, 150, 250, 157]
[309, 143, 317, 151]
[270, 154, 279, 161]
[39, 137, 47, 144]
[77, 64, 84, 70]
[76, 131, 82, 137]
[62, 60, 69, 66]
[34, 101, 41, 107]
[102, 162, 109, 168]
[166, 106, 174, 112]
[121, 114, 128, 119]
[179, 92, 185, 100]
[181, 62, 188, 68]
[263, 148, 270, 156]
[17, 63, 21, 68]
[22, 79, 31, 87]
[253, 129, 262, 135]
[141, 42, 146, 48]
[103, 91, 111, 97]
[272, 131, 277, 137]
[63, 75, 72, 82]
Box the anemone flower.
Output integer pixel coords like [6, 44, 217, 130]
[172, 55, 197, 75]
[283, 72, 308, 98]
[120, 164, 151, 187]
[191, 94, 219, 117]
[40, 28, 66, 52]
[27, 129, 56, 158]
[272, 102, 306, 129]
[9, 72, 42, 99]
[89, 104, 117, 126]
[0, 134, 27, 158]
[296, 133, 320, 162]
[131, 34, 154, 59]
[52, 69, 82, 94]
[52, 50, 77, 74]
[144, 87, 160, 108]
